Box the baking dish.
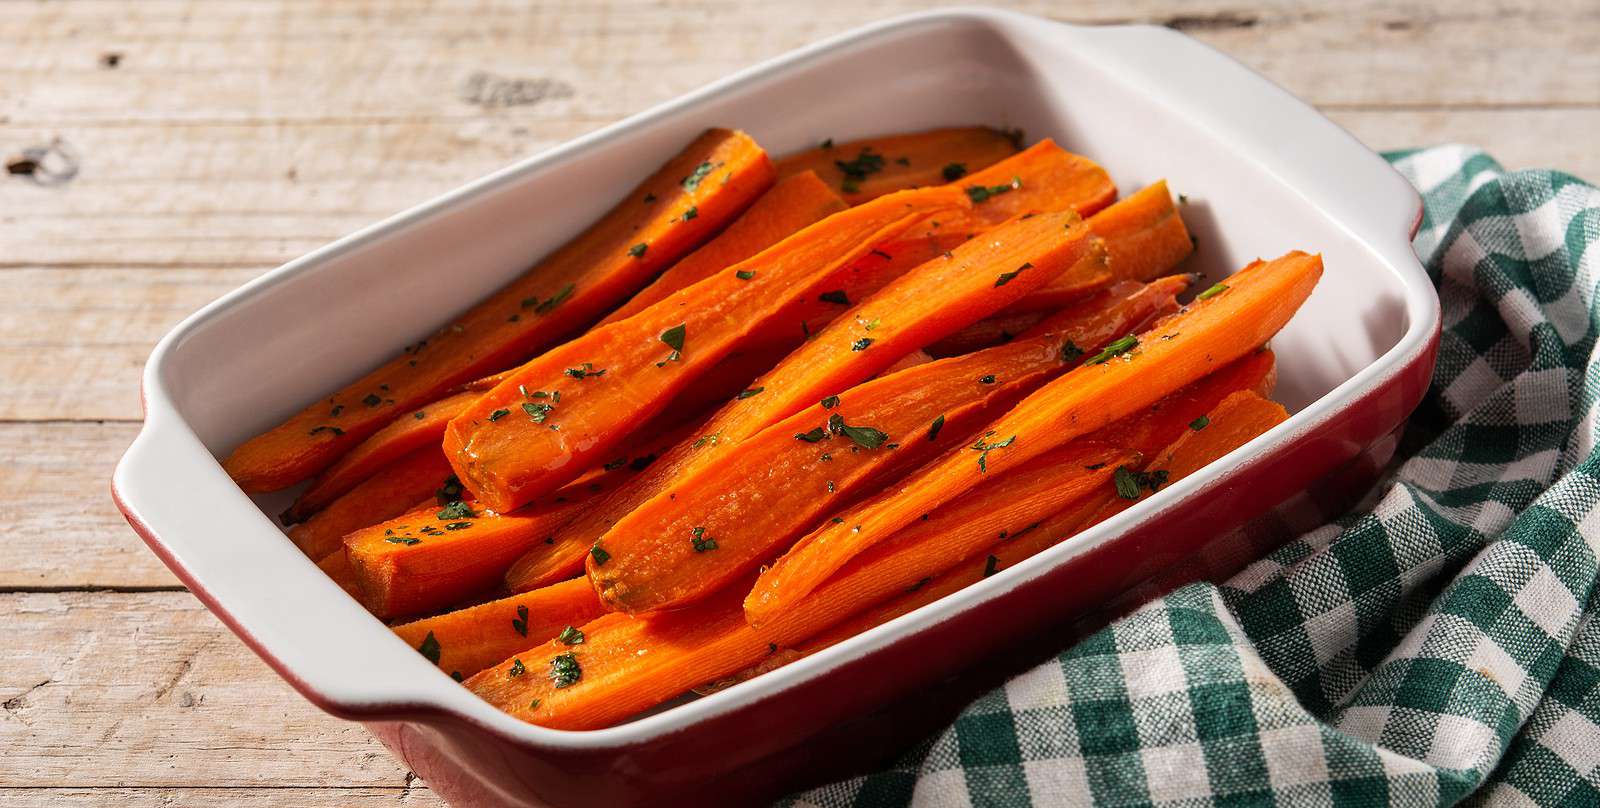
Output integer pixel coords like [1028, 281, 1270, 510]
[113, 7, 1439, 806]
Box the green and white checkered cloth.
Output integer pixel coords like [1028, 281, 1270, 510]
[786, 147, 1600, 807]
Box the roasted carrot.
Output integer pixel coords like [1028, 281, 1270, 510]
[1089, 180, 1194, 282]
[586, 278, 1186, 613]
[467, 444, 1128, 729]
[745, 252, 1323, 625]
[223, 129, 775, 492]
[1091, 348, 1277, 458]
[392, 577, 606, 680]
[286, 446, 456, 560]
[284, 389, 480, 524]
[800, 390, 1289, 656]
[599, 171, 846, 326]
[879, 349, 934, 376]
[445, 186, 969, 512]
[776, 127, 1020, 203]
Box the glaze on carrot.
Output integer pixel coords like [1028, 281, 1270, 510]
[599, 171, 846, 326]
[392, 578, 606, 680]
[745, 252, 1323, 625]
[286, 446, 456, 560]
[445, 186, 970, 512]
[284, 389, 480, 524]
[587, 277, 1185, 613]
[776, 126, 1020, 203]
[223, 129, 775, 492]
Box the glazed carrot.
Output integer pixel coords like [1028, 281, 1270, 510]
[879, 349, 934, 376]
[468, 444, 1128, 729]
[392, 578, 605, 680]
[802, 390, 1289, 657]
[1090, 180, 1194, 282]
[776, 126, 1020, 203]
[745, 251, 1323, 625]
[599, 171, 846, 326]
[284, 389, 480, 523]
[507, 275, 1183, 594]
[223, 129, 775, 492]
[317, 549, 364, 600]
[1092, 349, 1277, 458]
[286, 446, 455, 560]
[445, 186, 969, 512]
[586, 278, 1185, 613]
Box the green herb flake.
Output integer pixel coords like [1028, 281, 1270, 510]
[983, 555, 1000, 577]
[820, 138, 834, 150]
[528, 698, 542, 710]
[1087, 334, 1139, 365]
[565, 362, 607, 380]
[658, 323, 687, 366]
[362, 393, 382, 407]
[435, 477, 463, 504]
[628, 243, 648, 258]
[834, 148, 885, 186]
[942, 162, 968, 181]
[508, 658, 527, 678]
[386, 537, 421, 546]
[1190, 415, 1211, 431]
[736, 269, 757, 280]
[819, 289, 850, 305]
[682, 206, 698, 221]
[794, 427, 828, 443]
[444, 521, 473, 531]
[994, 262, 1031, 287]
[534, 284, 576, 315]
[691, 526, 719, 553]
[309, 425, 345, 437]
[522, 401, 555, 422]
[928, 414, 946, 441]
[979, 374, 997, 384]
[590, 545, 611, 566]
[851, 338, 873, 352]
[557, 625, 585, 645]
[820, 395, 840, 409]
[1197, 282, 1229, 300]
[437, 500, 476, 520]
[971, 432, 1017, 474]
[682, 161, 718, 192]
[831, 417, 889, 450]
[1061, 341, 1085, 363]
[1114, 466, 1142, 500]
[418, 631, 442, 665]
[512, 605, 530, 637]
[965, 176, 1022, 203]
[488, 408, 511, 422]
[549, 652, 582, 688]
[643, 192, 657, 203]
[737, 387, 764, 400]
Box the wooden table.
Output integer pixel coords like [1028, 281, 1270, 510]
[2, 1, 1594, 804]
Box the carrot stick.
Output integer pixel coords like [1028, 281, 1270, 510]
[599, 171, 846, 326]
[879, 349, 934, 376]
[391, 578, 605, 680]
[776, 127, 1020, 204]
[586, 278, 1185, 614]
[285, 446, 456, 560]
[797, 390, 1288, 657]
[223, 129, 775, 492]
[284, 389, 480, 523]
[444, 186, 969, 512]
[467, 443, 1128, 729]
[1088, 180, 1194, 282]
[745, 251, 1323, 625]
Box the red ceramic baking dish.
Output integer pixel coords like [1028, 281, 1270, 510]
[113, 8, 1439, 806]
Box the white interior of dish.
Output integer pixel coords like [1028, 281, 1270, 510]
[121, 8, 1431, 747]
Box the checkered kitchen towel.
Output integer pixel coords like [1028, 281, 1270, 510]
[787, 147, 1600, 806]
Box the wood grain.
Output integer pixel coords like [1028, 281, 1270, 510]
[2, 0, 1593, 803]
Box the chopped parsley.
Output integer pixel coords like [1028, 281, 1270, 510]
[1197, 282, 1229, 300]
[851, 338, 873, 351]
[971, 432, 1016, 473]
[1190, 415, 1211, 431]
[549, 652, 582, 688]
[386, 537, 421, 546]
[657, 323, 687, 366]
[1061, 341, 1085, 363]
[691, 526, 719, 553]
[820, 395, 840, 409]
[983, 555, 1000, 577]
[628, 243, 648, 258]
[928, 414, 946, 441]
[435, 477, 463, 504]
[487, 408, 510, 422]
[942, 162, 968, 181]
[979, 374, 997, 384]
[828, 413, 888, 449]
[522, 401, 555, 422]
[965, 176, 1022, 203]
[508, 658, 527, 678]
[736, 269, 757, 280]
[1114, 466, 1170, 500]
[512, 605, 529, 637]
[309, 425, 344, 437]
[565, 362, 607, 380]
[794, 427, 828, 443]
[820, 138, 834, 149]
[437, 500, 476, 520]
[557, 625, 585, 645]
[528, 698, 541, 710]
[737, 387, 764, 400]
[995, 262, 1031, 287]
[590, 545, 611, 565]
[362, 393, 382, 407]
[418, 631, 442, 665]
[682, 161, 718, 192]
[644, 192, 657, 203]
[834, 147, 885, 192]
[682, 206, 698, 221]
[819, 289, 850, 305]
[1087, 334, 1139, 365]
[444, 521, 473, 531]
